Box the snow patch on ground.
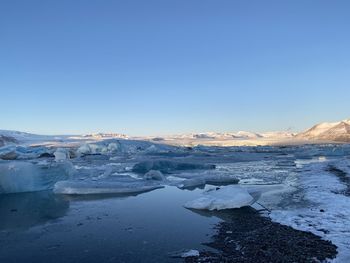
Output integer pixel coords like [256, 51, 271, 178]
[270, 159, 350, 262]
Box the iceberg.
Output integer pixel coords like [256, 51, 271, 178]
[77, 141, 122, 156]
[184, 185, 255, 210]
[0, 161, 74, 194]
[107, 142, 120, 153]
[77, 143, 102, 155]
[54, 148, 70, 161]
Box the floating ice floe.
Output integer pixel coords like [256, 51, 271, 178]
[177, 178, 206, 189]
[53, 177, 164, 195]
[0, 161, 74, 194]
[177, 175, 239, 190]
[184, 185, 255, 210]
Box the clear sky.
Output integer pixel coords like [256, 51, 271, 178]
[1, 0, 350, 135]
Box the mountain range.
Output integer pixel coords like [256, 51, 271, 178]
[1, 118, 350, 146]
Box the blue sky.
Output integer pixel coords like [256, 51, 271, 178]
[1, 0, 350, 135]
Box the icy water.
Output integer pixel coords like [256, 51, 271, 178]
[1, 142, 350, 262]
[0, 187, 220, 263]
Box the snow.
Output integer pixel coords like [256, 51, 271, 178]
[297, 118, 350, 142]
[270, 159, 350, 262]
[302, 122, 340, 137]
[80, 133, 128, 139]
[184, 185, 255, 210]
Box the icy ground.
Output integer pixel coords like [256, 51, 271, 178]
[1, 136, 350, 262]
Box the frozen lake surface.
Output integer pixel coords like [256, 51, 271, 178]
[1, 140, 350, 262]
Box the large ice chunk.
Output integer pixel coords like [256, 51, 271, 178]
[184, 185, 255, 210]
[54, 148, 70, 161]
[76, 141, 122, 155]
[0, 161, 74, 194]
[177, 175, 239, 190]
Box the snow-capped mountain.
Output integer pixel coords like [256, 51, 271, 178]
[260, 131, 296, 138]
[81, 133, 129, 139]
[297, 119, 350, 142]
[164, 131, 265, 140]
[1, 118, 349, 147]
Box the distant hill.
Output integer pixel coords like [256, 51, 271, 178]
[297, 119, 350, 142]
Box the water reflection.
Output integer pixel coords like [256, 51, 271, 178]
[0, 191, 69, 231]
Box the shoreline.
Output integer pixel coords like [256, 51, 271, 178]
[185, 207, 337, 263]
